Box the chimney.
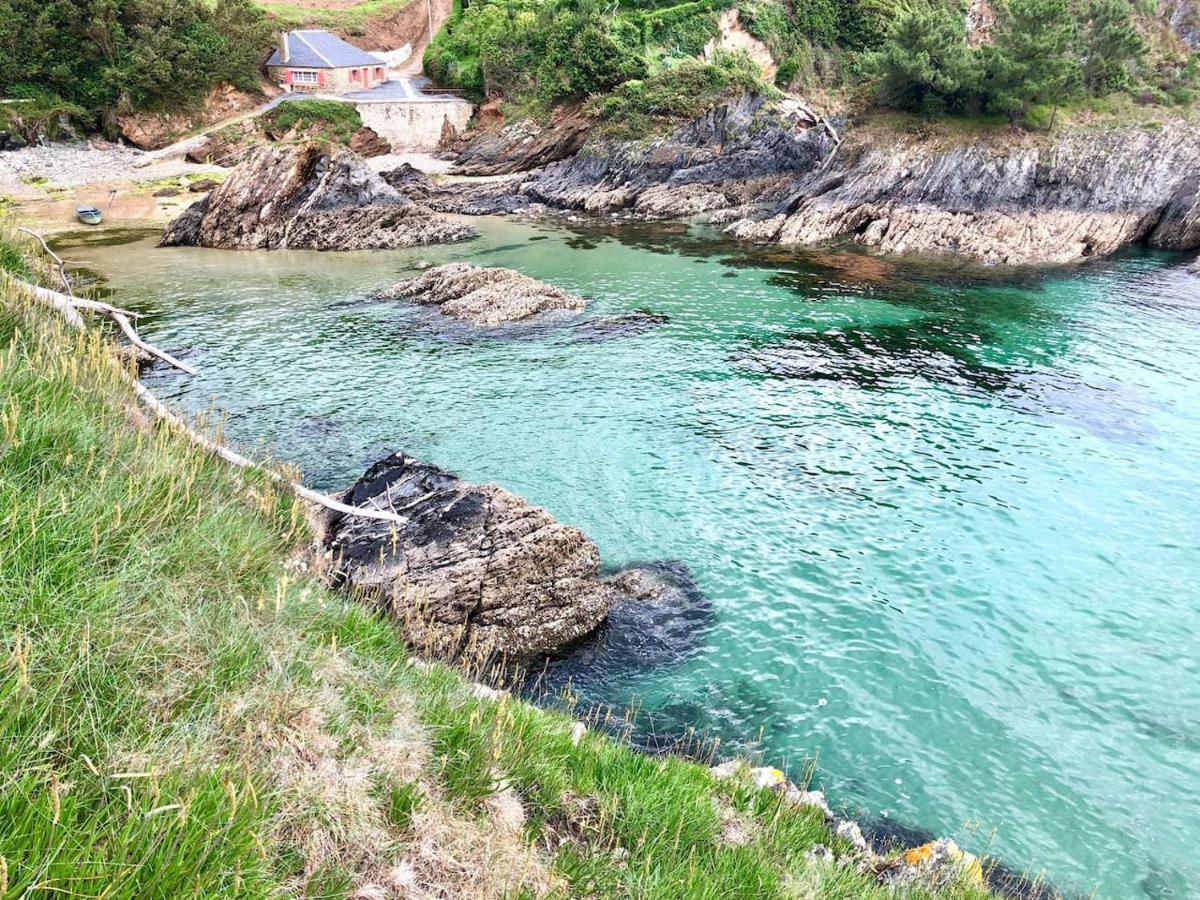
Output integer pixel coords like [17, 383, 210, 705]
[278, 31, 290, 64]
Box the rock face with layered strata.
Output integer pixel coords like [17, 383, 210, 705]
[160, 143, 477, 250]
[372, 263, 586, 324]
[326, 453, 656, 658]
[724, 122, 1200, 265]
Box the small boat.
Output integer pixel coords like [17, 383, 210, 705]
[76, 205, 103, 225]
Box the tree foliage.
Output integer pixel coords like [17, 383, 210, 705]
[0, 0, 271, 126]
[983, 0, 1083, 123]
[863, 3, 978, 114]
[1080, 0, 1148, 93]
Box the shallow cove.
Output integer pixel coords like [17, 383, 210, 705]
[63, 218, 1200, 899]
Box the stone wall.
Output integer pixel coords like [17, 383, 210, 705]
[356, 99, 473, 151]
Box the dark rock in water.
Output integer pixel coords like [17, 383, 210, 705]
[570, 310, 669, 342]
[527, 560, 713, 689]
[325, 453, 620, 659]
[159, 144, 478, 251]
[371, 262, 586, 325]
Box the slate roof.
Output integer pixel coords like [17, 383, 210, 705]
[267, 30, 386, 69]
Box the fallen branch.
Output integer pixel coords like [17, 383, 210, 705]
[17, 227, 74, 296]
[14, 278, 195, 375]
[109, 307, 198, 375]
[9, 236, 408, 527]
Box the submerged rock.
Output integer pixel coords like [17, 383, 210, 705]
[371, 262, 586, 325]
[159, 143, 477, 251]
[570, 310, 669, 342]
[325, 453, 619, 659]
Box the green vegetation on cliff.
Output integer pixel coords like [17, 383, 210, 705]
[425, 0, 1197, 128]
[0, 227, 1000, 897]
[0, 0, 271, 131]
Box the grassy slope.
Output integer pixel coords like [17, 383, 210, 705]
[0, 228, 993, 899]
[255, 0, 414, 34]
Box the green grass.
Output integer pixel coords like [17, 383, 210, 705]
[0, 224, 999, 898]
[255, 0, 415, 34]
[260, 99, 364, 145]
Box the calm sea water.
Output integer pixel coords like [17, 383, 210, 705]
[65, 219, 1200, 898]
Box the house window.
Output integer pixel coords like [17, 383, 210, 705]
[351, 69, 360, 81]
[375, 67, 384, 79]
[291, 70, 318, 84]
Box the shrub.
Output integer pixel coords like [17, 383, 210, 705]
[261, 98, 363, 144]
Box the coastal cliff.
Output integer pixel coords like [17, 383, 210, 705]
[425, 99, 1200, 265]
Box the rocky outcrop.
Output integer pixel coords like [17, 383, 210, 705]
[325, 453, 667, 658]
[349, 126, 392, 158]
[372, 263, 586, 324]
[427, 95, 832, 219]
[448, 111, 593, 176]
[1161, 0, 1200, 49]
[725, 122, 1200, 265]
[160, 144, 477, 251]
[381, 163, 530, 215]
[520, 96, 832, 218]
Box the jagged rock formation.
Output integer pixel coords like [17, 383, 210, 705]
[372, 263, 586, 324]
[521, 96, 832, 218]
[448, 112, 592, 176]
[348, 126, 392, 158]
[160, 144, 477, 250]
[1161, 0, 1200, 49]
[431, 90, 1200, 264]
[381, 163, 530, 215]
[325, 453, 675, 658]
[725, 122, 1200, 265]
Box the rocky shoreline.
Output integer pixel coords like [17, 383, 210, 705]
[392, 96, 1200, 267]
[322, 452, 704, 661]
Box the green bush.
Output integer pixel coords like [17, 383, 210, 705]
[589, 50, 771, 128]
[261, 98, 363, 144]
[0, 0, 271, 128]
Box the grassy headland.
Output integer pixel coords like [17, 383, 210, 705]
[0, 228, 1003, 897]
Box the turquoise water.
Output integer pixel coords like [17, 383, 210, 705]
[67, 221, 1200, 898]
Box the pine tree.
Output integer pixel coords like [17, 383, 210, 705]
[984, 0, 1083, 128]
[1080, 0, 1147, 94]
[864, 3, 979, 115]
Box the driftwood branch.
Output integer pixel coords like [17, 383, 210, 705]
[10, 276, 86, 328]
[8, 245, 407, 526]
[17, 227, 74, 296]
[18, 279, 196, 375]
[110, 308, 198, 375]
[128, 380, 408, 525]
